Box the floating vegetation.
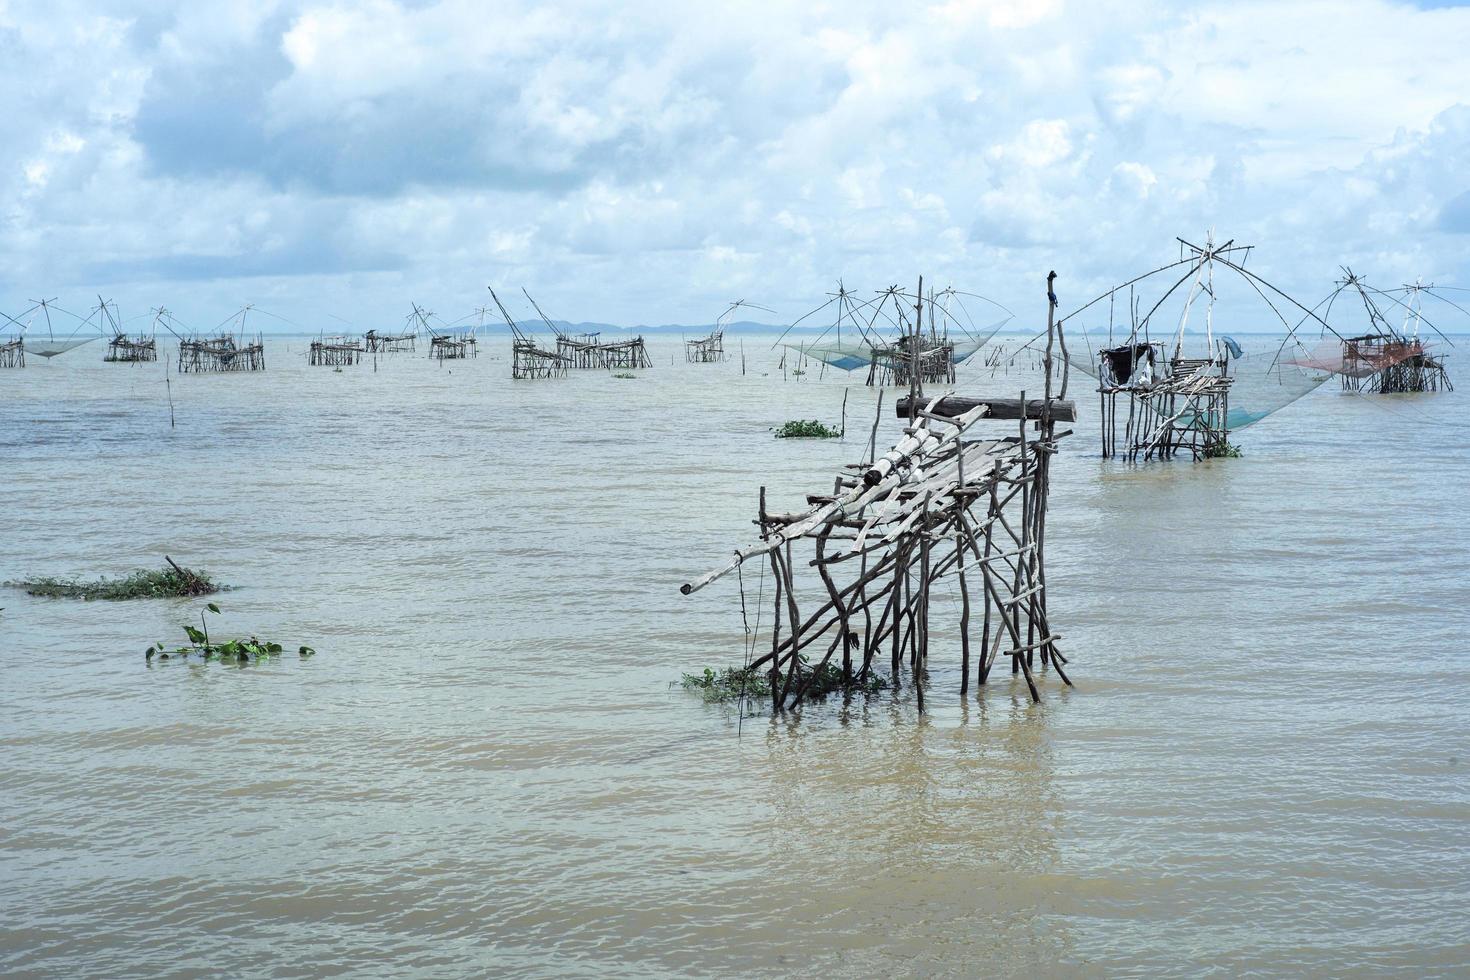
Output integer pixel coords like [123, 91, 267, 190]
[1204, 442, 1243, 459]
[773, 419, 842, 439]
[10, 558, 219, 600]
[611, 372, 637, 379]
[146, 603, 315, 663]
[680, 659, 888, 705]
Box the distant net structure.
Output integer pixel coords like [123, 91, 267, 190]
[404, 304, 478, 361]
[364, 328, 417, 354]
[178, 333, 265, 373]
[1341, 336, 1451, 393]
[308, 335, 364, 367]
[489, 287, 569, 379]
[775, 282, 1011, 386]
[1064, 234, 1340, 461]
[682, 275, 1074, 712]
[685, 329, 725, 363]
[1, 298, 99, 362]
[1285, 271, 1455, 394]
[520, 289, 652, 373]
[535, 292, 651, 370]
[176, 305, 266, 373]
[100, 298, 157, 363]
[554, 326, 652, 369]
[686, 301, 772, 364]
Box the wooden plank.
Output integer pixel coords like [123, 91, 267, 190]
[895, 395, 1077, 422]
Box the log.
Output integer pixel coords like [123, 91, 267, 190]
[895, 395, 1076, 422]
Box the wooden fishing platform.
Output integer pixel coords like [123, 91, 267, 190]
[1, 336, 24, 368]
[309, 336, 364, 366]
[490, 286, 570, 379]
[557, 333, 652, 369]
[104, 335, 156, 363]
[364, 329, 416, 353]
[178, 333, 265, 373]
[429, 334, 476, 360]
[683, 275, 1073, 711]
[1098, 346, 1233, 461]
[686, 329, 725, 363]
[1340, 335, 1451, 393]
[869, 334, 955, 387]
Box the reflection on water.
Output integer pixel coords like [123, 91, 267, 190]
[1, 336, 1468, 975]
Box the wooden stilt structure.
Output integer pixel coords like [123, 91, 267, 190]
[98, 299, 157, 363]
[1096, 343, 1234, 461]
[686, 329, 725, 363]
[0, 336, 22, 368]
[1340, 336, 1451, 392]
[682, 275, 1074, 710]
[176, 305, 267, 373]
[105, 335, 156, 362]
[532, 291, 651, 369]
[490, 287, 569, 379]
[1332, 273, 1453, 393]
[413, 305, 476, 361]
[867, 333, 955, 387]
[1066, 234, 1340, 462]
[308, 335, 364, 366]
[687, 301, 776, 364]
[178, 334, 265, 372]
[364, 329, 417, 354]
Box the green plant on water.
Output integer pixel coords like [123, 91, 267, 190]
[145, 602, 315, 664]
[611, 372, 637, 379]
[680, 658, 887, 705]
[773, 419, 842, 439]
[9, 560, 220, 600]
[1204, 442, 1243, 459]
[791, 368, 806, 376]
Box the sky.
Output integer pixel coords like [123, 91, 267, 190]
[3, 0, 1470, 334]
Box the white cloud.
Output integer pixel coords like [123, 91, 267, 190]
[0, 0, 1468, 329]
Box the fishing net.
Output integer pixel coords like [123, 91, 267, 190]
[1066, 333, 1330, 429]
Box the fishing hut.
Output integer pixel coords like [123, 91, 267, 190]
[308, 335, 364, 366]
[490, 287, 569, 379]
[682, 275, 1074, 711]
[1068, 235, 1334, 462]
[364, 328, 416, 353]
[177, 333, 265, 373]
[1328, 274, 1454, 393]
[1340, 336, 1451, 392]
[1093, 341, 1233, 461]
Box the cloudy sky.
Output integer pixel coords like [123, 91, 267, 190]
[3, 0, 1469, 332]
